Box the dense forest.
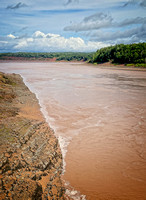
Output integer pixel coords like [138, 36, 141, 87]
[92, 43, 146, 66]
[0, 52, 93, 62]
[0, 43, 145, 67]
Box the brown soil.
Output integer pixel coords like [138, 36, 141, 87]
[0, 57, 57, 62]
[0, 72, 65, 199]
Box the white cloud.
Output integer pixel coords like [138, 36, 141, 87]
[46, 33, 60, 38]
[2, 31, 109, 52]
[33, 31, 46, 38]
[0, 41, 8, 44]
[33, 31, 60, 39]
[14, 40, 28, 49]
[27, 38, 34, 42]
[7, 34, 16, 39]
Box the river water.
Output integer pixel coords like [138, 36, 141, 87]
[0, 62, 146, 200]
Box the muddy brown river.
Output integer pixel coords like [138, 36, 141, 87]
[0, 62, 146, 200]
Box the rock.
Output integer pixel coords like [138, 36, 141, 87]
[12, 179, 43, 200]
[0, 72, 65, 200]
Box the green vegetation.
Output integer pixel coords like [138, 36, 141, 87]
[0, 52, 93, 62]
[55, 52, 93, 61]
[0, 43, 145, 67]
[92, 43, 146, 66]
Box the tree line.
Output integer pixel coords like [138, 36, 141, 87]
[0, 43, 145, 66]
[0, 52, 93, 62]
[92, 43, 146, 66]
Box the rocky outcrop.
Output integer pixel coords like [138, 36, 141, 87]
[0, 72, 65, 199]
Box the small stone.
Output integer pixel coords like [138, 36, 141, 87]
[7, 170, 12, 176]
[5, 153, 11, 158]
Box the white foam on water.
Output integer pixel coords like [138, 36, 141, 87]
[21, 75, 87, 200]
[65, 182, 86, 200]
[35, 101, 73, 173]
[22, 75, 71, 167]
[57, 135, 72, 173]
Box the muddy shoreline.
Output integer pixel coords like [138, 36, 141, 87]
[0, 72, 65, 199]
[0, 58, 145, 71]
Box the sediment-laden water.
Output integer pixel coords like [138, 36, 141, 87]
[0, 62, 146, 200]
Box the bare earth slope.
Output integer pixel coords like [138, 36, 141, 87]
[0, 72, 65, 200]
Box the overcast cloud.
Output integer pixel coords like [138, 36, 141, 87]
[64, 13, 113, 31]
[88, 24, 146, 42]
[64, 13, 146, 31]
[64, 0, 79, 6]
[123, 0, 146, 8]
[6, 2, 28, 9]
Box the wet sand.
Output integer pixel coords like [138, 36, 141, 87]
[0, 62, 146, 200]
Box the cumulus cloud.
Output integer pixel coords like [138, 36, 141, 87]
[7, 34, 16, 39]
[64, 12, 146, 32]
[33, 31, 60, 38]
[6, 2, 28, 9]
[0, 31, 109, 52]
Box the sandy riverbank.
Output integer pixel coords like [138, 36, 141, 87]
[0, 72, 65, 199]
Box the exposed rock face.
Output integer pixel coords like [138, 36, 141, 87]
[0, 72, 65, 199]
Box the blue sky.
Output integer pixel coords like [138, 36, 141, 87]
[0, 0, 146, 52]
